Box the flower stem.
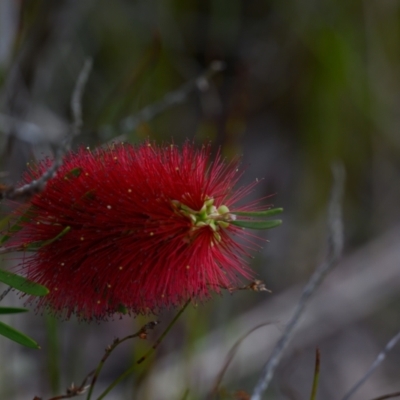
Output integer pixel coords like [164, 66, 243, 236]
[85, 321, 158, 400]
[46, 315, 60, 395]
[96, 300, 191, 400]
[309, 348, 320, 400]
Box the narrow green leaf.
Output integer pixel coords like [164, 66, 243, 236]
[309, 348, 321, 400]
[0, 234, 13, 244]
[64, 167, 82, 179]
[0, 207, 35, 244]
[0, 307, 28, 314]
[0, 225, 21, 244]
[0, 321, 40, 348]
[117, 304, 129, 314]
[0, 269, 49, 296]
[26, 226, 71, 251]
[232, 207, 284, 217]
[230, 219, 282, 230]
[0, 214, 13, 232]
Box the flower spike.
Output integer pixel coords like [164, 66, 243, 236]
[3, 142, 282, 320]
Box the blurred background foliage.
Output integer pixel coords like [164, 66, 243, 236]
[1, 0, 400, 399]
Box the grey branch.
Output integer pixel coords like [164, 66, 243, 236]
[341, 330, 400, 400]
[71, 58, 93, 138]
[0, 287, 12, 302]
[370, 392, 400, 400]
[250, 163, 345, 400]
[109, 61, 225, 142]
[2, 58, 92, 201]
[0, 113, 42, 142]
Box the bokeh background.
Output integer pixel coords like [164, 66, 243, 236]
[1, 1, 400, 399]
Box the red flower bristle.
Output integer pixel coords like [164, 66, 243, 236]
[5, 142, 265, 320]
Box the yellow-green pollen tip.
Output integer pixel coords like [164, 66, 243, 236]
[172, 197, 235, 241]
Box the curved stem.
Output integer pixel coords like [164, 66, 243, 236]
[86, 321, 158, 400]
[309, 348, 320, 400]
[96, 300, 191, 400]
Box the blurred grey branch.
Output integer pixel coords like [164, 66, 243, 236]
[0, 113, 42, 142]
[370, 392, 400, 400]
[146, 222, 400, 399]
[341, 330, 400, 400]
[251, 163, 345, 400]
[71, 58, 93, 138]
[1, 58, 92, 201]
[108, 61, 225, 142]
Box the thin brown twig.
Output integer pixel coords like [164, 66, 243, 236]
[136, 301, 190, 365]
[309, 348, 321, 400]
[222, 280, 272, 293]
[33, 369, 95, 400]
[96, 301, 190, 400]
[85, 320, 159, 400]
[33, 320, 158, 400]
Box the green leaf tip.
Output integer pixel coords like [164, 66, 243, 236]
[64, 167, 82, 179]
[117, 304, 129, 314]
[0, 268, 49, 296]
[0, 321, 40, 349]
[0, 307, 28, 315]
[27, 225, 71, 250]
[0, 214, 13, 232]
[230, 219, 282, 230]
[232, 207, 283, 217]
[0, 206, 35, 244]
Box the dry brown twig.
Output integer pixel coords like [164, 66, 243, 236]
[85, 320, 159, 400]
[33, 370, 94, 400]
[32, 321, 159, 400]
[221, 280, 272, 294]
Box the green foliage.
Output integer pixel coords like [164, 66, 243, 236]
[0, 207, 34, 244]
[230, 219, 282, 230]
[0, 270, 48, 349]
[232, 207, 284, 217]
[0, 269, 48, 296]
[25, 226, 71, 251]
[0, 307, 28, 314]
[0, 214, 13, 233]
[0, 321, 40, 349]
[309, 349, 321, 400]
[230, 207, 283, 230]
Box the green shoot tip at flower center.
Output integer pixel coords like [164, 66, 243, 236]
[172, 198, 235, 238]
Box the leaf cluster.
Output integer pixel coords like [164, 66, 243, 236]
[0, 214, 49, 349]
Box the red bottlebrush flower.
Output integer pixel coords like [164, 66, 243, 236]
[5, 142, 281, 320]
